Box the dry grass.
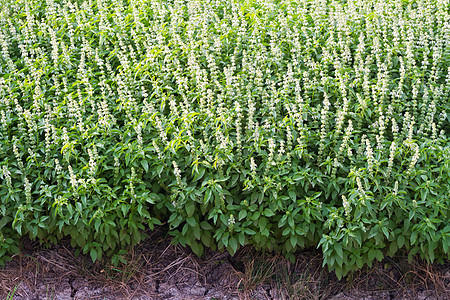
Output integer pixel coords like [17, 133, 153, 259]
[232, 249, 340, 300]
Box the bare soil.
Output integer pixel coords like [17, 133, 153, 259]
[1, 227, 449, 300]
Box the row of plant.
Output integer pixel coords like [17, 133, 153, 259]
[0, 0, 449, 278]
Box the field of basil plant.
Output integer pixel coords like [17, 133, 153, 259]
[0, 0, 449, 279]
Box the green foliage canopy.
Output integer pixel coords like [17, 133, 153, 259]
[0, 0, 449, 277]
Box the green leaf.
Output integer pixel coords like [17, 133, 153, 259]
[397, 235, 405, 248]
[182, 224, 189, 235]
[368, 249, 376, 262]
[95, 218, 101, 232]
[90, 248, 97, 263]
[186, 202, 195, 217]
[190, 240, 204, 256]
[382, 227, 389, 239]
[356, 256, 364, 268]
[193, 168, 205, 182]
[264, 208, 275, 217]
[186, 217, 196, 227]
[244, 228, 256, 235]
[389, 241, 398, 256]
[200, 221, 213, 230]
[290, 235, 298, 248]
[228, 236, 238, 255]
[368, 249, 383, 262]
[258, 217, 268, 230]
[238, 210, 247, 220]
[334, 266, 344, 280]
[238, 233, 245, 246]
[222, 233, 229, 247]
[334, 244, 344, 260]
[201, 232, 212, 247]
[288, 190, 296, 201]
[141, 160, 149, 172]
[375, 250, 384, 262]
[410, 232, 418, 245]
[193, 227, 201, 240]
[204, 189, 212, 203]
[251, 211, 260, 221]
[282, 227, 291, 236]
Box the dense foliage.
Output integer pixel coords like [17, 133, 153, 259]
[0, 0, 449, 278]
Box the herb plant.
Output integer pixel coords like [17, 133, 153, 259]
[0, 0, 449, 278]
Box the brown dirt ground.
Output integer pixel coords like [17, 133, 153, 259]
[1, 227, 449, 300]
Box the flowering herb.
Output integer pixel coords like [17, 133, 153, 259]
[0, 0, 449, 277]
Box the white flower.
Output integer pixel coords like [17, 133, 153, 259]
[2, 165, 12, 189]
[386, 142, 396, 178]
[407, 143, 420, 175]
[173, 161, 182, 186]
[364, 138, 374, 174]
[393, 181, 399, 196]
[342, 195, 350, 217]
[227, 214, 235, 227]
[250, 157, 257, 172]
[88, 149, 97, 176]
[356, 177, 366, 198]
[68, 165, 78, 193]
